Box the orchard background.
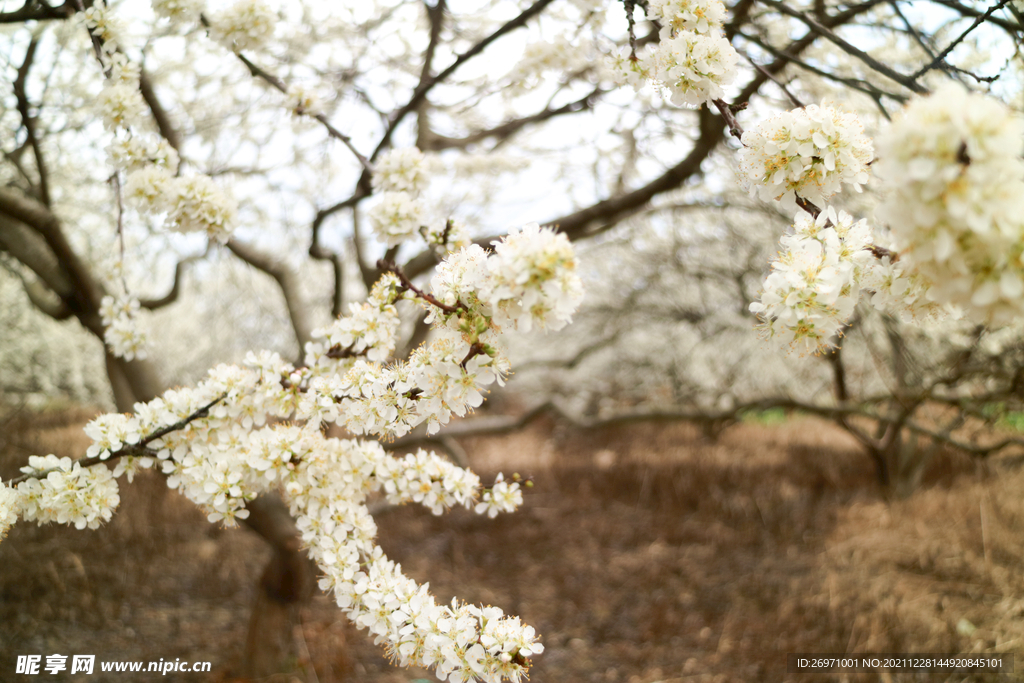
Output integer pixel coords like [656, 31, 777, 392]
[2, 0, 1024, 681]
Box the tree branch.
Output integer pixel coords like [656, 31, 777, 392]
[226, 238, 314, 351]
[756, 0, 927, 93]
[139, 68, 183, 155]
[14, 36, 52, 207]
[0, 0, 73, 24]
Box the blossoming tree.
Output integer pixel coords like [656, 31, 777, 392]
[1, 0, 1023, 679]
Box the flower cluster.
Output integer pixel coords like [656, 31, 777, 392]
[82, 3, 238, 250]
[100, 294, 150, 361]
[16, 456, 120, 531]
[3, 225, 583, 677]
[0, 483, 19, 540]
[486, 223, 584, 332]
[476, 473, 524, 518]
[610, 0, 738, 107]
[368, 190, 427, 247]
[304, 275, 403, 368]
[859, 248, 944, 322]
[164, 174, 238, 240]
[97, 83, 146, 131]
[151, 0, 205, 25]
[738, 104, 873, 209]
[367, 147, 437, 246]
[750, 207, 873, 354]
[372, 147, 431, 194]
[109, 135, 180, 173]
[285, 84, 325, 118]
[649, 0, 727, 38]
[423, 219, 472, 256]
[81, 5, 125, 53]
[209, 0, 277, 53]
[875, 83, 1024, 325]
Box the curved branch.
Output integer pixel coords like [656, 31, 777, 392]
[14, 36, 51, 206]
[0, 0, 73, 23]
[757, 0, 927, 93]
[226, 238, 314, 351]
[138, 251, 207, 310]
[317, 0, 557, 223]
[139, 68, 183, 155]
[420, 88, 604, 152]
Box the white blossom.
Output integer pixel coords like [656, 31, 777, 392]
[124, 166, 174, 209]
[16, 455, 120, 530]
[367, 191, 424, 246]
[0, 483, 20, 540]
[151, 0, 206, 25]
[100, 294, 150, 361]
[423, 219, 471, 255]
[875, 83, 1024, 325]
[109, 135, 180, 174]
[487, 223, 584, 332]
[165, 175, 238, 241]
[97, 83, 146, 131]
[285, 83, 325, 118]
[650, 0, 727, 36]
[750, 207, 872, 354]
[81, 5, 125, 52]
[646, 31, 738, 107]
[209, 0, 277, 52]
[739, 103, 873, 209]
[372, 148, 430, 194]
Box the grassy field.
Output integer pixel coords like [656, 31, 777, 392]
[2, 407, 1023, 682]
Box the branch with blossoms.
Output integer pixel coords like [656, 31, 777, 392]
[1, 198, 583, 682]
[4, 394, 226, 488]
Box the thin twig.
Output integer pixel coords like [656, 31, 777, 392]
[711, 98, 745, 141]
[377, 259, 466, 314]
[911, 0, 1012, 79]
[6, 394, 227, 486]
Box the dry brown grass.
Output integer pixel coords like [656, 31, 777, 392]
[2, 408, 1023, 682]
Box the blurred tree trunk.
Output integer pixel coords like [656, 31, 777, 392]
[106, 325, 314, 680]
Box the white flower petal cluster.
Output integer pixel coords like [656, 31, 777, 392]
[97, 83, 146, 131]
[0, 483, 20, 540]
[650, 0, 727, 37]
[375, 449, 483, 515]
[285, 83, 325, 118]
[646, 31, 737, 107]
[750, 207, 873, 354]
[81, 4, 237, 244]
[16, 455, 120, 530]
[424, 219, 472, 255]
[151, 0, 206, 25]
[164, 174, 238, 242]
[860, 250, 945, 322]
[81, 5, 125, 53]
[428, 226, 584, 334]
[305, 275, 402, 367]
[8, 222, 583, 681]
[475, 473, 523, 518]
[373, 148, 431, 194]
[506, 36, 594, 94]
[336, 344, 505, 439]
[100, 294, 150, 361]
[875, 83, 1024, 325]
[104, 53, 141, 86]
[739, 104, 873, 209]
[368, 191, 425, 246]
[209, 0, 277, 52]
[109, 136, 180, 173]
[487, 223, 584, 332]
[84, 412, 143, 460]
[609, 0, 738, 108]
